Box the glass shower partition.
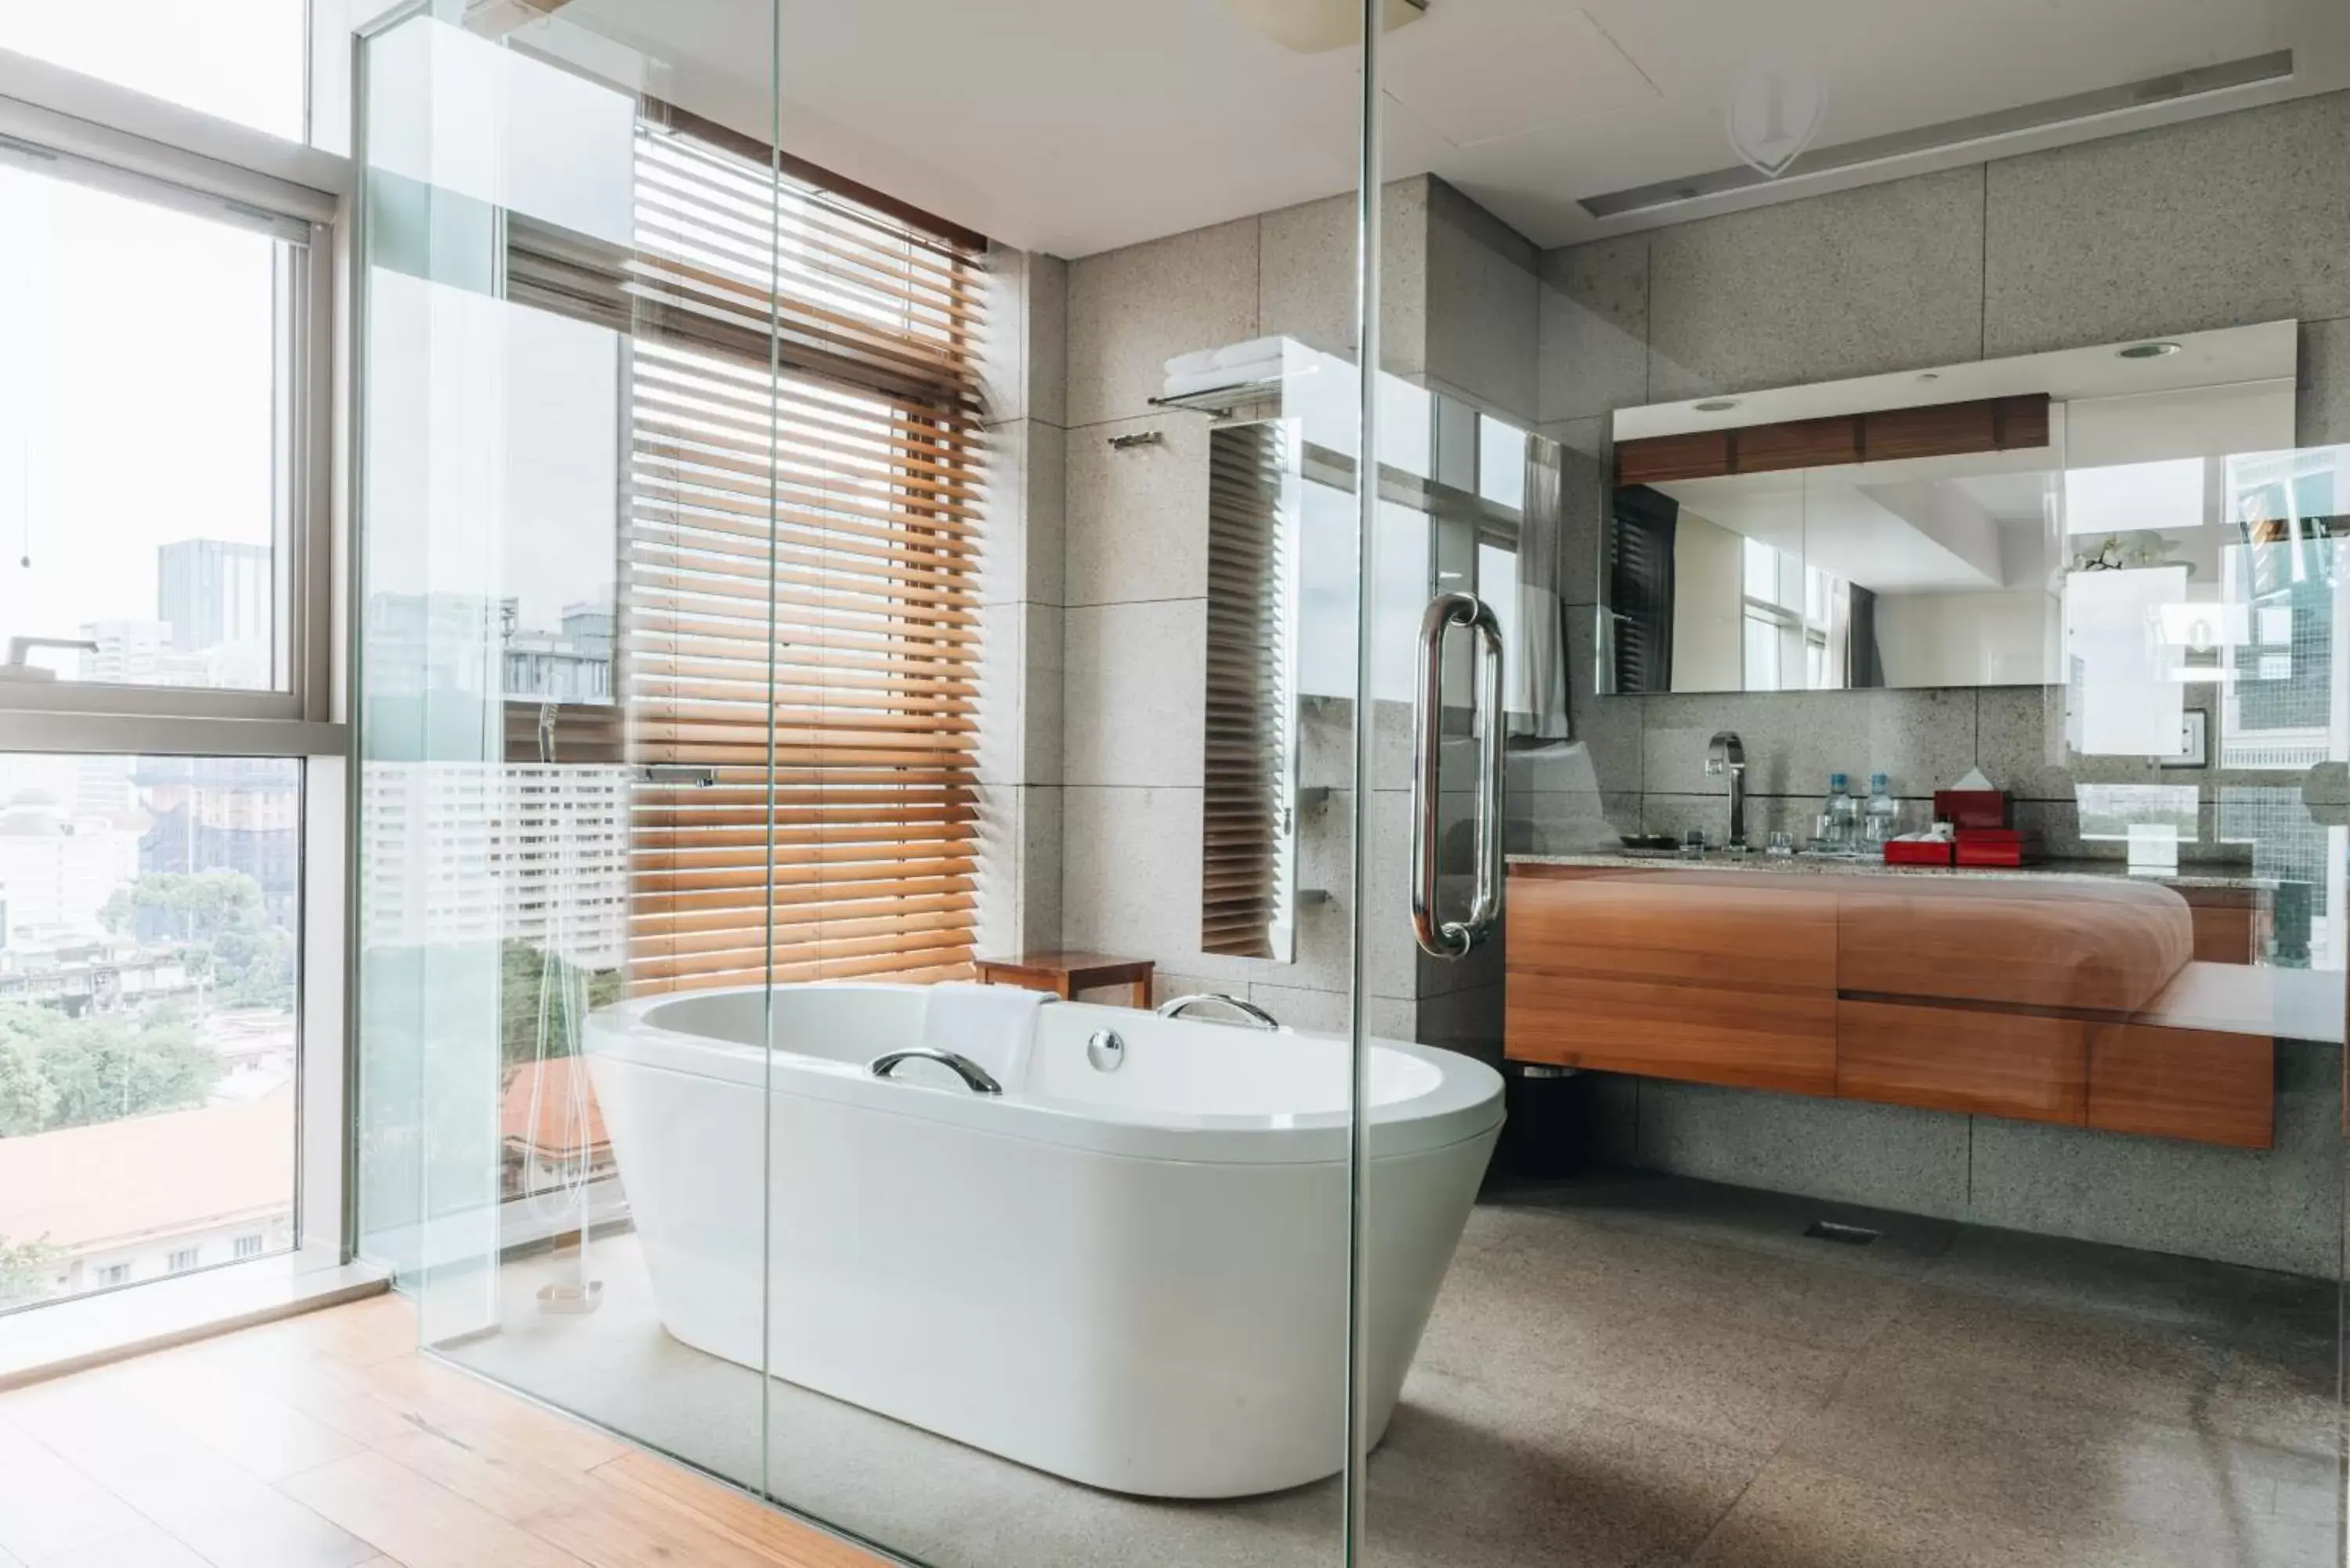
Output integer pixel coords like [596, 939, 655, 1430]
[354, 0, 780, 1491]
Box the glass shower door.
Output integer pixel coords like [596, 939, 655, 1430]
[355, 0, 779, 1490]
[1358, 5, 2350, 1566]
[751, 7, 1368, 1566]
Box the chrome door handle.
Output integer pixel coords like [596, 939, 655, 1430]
[1411, 592, 1505, 958]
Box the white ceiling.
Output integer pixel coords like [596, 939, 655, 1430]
[551, 0, 2350, 258]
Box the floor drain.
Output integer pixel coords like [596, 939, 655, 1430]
[1804, 1220, 1881, 1246]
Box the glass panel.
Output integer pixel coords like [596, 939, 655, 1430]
[0, 753, 298, 1310]
[354, 3, 767, 1490]
[760, 7, 1360, 1566]
[0, 161, 295, 692]
[1386, 2, 2345, 1564]
[0, 0, 306, 141]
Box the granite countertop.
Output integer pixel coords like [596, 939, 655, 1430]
[1506, 850, 2269, 893]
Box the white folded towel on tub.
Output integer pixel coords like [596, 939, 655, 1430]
[922, 982, 1052, 1089]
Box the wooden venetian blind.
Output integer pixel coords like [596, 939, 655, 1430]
[1200, 424, 1290, 958]
[614, 118, 986, 993]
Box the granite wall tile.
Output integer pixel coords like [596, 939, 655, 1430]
[1061, 784, 1203, 969]
[1640, 688, 1977, 800]
[1983, 92, 2350, 358]
[1538, 234, 1650, 425]
[1256, 177, 1431, 375]
[1967, 1042, 2344, 1278]
[973, 783, 1062, 958]
[978, 418, 1065, 608]
[1066, 216, 1258, 428]
[1423, 176, 1542, 422]
[2300, 315, 2350, 446]
[1415, 979, 1505, 1067]
[1060, 599, 1203, 788]
[1636, 1080, 1973, 1220]
[1540, 415, 1609, 609]
[1063, 414, 1208, 607]
[1647, 165, 1987, 400]
[974, 599, 1062, 788]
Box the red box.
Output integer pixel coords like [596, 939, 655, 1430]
[1932, 789, 2010, 829]
[1884, 838, 1956, 866]
[1954, 831, 2042, 867]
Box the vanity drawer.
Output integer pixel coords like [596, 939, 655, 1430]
[1509, 972, 1836, 1095]
[1838, 883, 2193, 1014]
[1836, 999, 2088, 1124]
[2088, 1023, 2272, 1148]
[1508, 868, 1837, 992]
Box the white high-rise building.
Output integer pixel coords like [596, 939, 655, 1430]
[359, 762, 628, 969]
[0, 789, 143, 945]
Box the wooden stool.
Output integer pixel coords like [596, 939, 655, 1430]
[973, 950, 1155, 1009]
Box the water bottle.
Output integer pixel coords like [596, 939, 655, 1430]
[1820, 773, 1856, 850]
[1864, 773, 1899, 847]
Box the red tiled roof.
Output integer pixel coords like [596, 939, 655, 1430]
[0, 1086, 292, 1253]
[499, 1057, 609, 1158]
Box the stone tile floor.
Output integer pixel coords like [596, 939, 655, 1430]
[453, 1169, 2345, 1567]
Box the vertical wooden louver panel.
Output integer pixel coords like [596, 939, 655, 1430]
[1201, 423, 1291, 959]
[620, 118, 986, 995]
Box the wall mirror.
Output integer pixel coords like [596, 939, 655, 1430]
[1163, 338, 1568, 960]
[1599, 320, 2300, 700]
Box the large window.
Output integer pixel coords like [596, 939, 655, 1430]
[0, 49, 342, 1320]
[580, 114, 988, 992]
[0, 753, 302, 1311]
[0, 161, 299, 694]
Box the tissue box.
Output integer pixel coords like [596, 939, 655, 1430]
[1932, 789, 2009, 829]
[1885, 838, 1956, 866]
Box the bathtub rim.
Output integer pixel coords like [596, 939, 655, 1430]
[584, 981, 1503, 1166]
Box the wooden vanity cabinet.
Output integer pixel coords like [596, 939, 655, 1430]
[1835, 999, 2087, 1124]
[1506, 864, 2277, 1149]
[1504, 870, 1836, 1095]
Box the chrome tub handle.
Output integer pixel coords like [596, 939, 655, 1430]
[1411, 591, 1506, 959]
[1156, 992, 1279, 1030]
[868, 1048, 1003, 1095]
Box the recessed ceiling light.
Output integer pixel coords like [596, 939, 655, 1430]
[2119, 341, 2182, 359]
[1694, 399, 1739, 412]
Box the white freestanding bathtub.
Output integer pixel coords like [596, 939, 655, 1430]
[582, 982, 1503, 1498]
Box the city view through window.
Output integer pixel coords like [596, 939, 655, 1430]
[0, 753, 298, 1310]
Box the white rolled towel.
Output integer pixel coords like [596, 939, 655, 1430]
[1212, 336, 1283, 368]
[921, 981, 1051, 1089]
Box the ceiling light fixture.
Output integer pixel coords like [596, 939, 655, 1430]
[2118, 341, 2182, 359]
[1694, 399, 1739, 412]
[1221, 0, 1427, 54]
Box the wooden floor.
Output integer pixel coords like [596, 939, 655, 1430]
[0, 1292, 888, 1568]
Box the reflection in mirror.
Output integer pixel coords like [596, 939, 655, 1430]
[1202, 421, 1300, 959]
[1600, 320, 2298, 696]
[1167, 340, 1568, 960]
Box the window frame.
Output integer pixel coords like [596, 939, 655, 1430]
[0, 47, 355, 1295]
[0, 107, 336, 729]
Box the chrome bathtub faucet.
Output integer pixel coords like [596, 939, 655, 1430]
[1157, 993, 1279, 1030]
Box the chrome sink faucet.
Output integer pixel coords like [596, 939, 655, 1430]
[1705, 732, 1747, 851]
